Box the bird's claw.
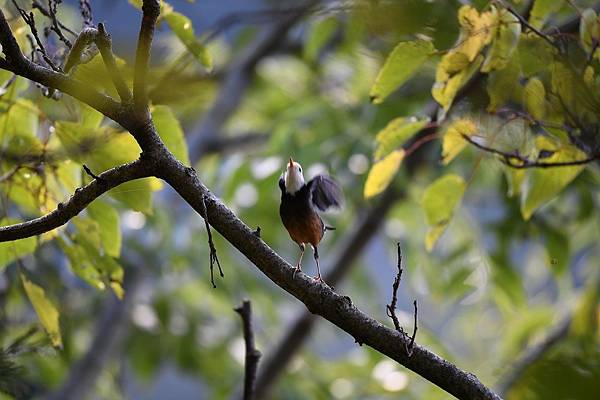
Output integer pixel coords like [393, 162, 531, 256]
[292, 266, 302, 279]
[312, 275, 329, 286]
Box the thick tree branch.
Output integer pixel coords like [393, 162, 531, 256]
[234, 300, 262, 400]
[133, 0, 160, 112]
[157, 157, 500, 400]
[0, 159, 152, 242]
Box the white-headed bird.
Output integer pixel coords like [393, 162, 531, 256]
[279, 158, 342, 282]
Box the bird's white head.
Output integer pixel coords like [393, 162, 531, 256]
[284, 157, 305, 194]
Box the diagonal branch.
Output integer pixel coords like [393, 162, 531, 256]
[0, 159, 152, 242]
[157, 156, 501, 400]
[133, 0, 160, 112]
[234, 300, 262, 400]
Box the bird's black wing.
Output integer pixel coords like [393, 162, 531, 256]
[307, 175, 343, 211]
[278, 175, 285, 194]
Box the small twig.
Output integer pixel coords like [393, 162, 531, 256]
[385, 243, 403, 332]
[234, 300, 262, 400]
[82, 164, 102, 181]
[497, 0, 558, 50]
[461, 134, 600, 168]
[78, 0, 93, 28]
[200, 195, 224, 288]
[253, 226, 261, 237]
[10, 1, 61, 71]
[386, 243, 418, 357]
[46, 0, 72, 48]
[31, 0, 77, 37]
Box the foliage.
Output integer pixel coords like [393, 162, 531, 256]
[0, 1, 598, 399]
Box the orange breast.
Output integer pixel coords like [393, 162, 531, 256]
[283, 212, 324, 246]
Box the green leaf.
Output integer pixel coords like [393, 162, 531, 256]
[504, 165, 525, 197]
[421, 174, 466, 251]
[88, 200, 121, 257]
[523, 77, 546, 120]
[517, 34, 555, 77]
[521, 136, 588, 220]
[363, 150, 404, 199]
[304, 17, 338, 62]
[441, 118, 477, 165]
[79, 102, 104, 129]
[543, 225, 569, 276]
[20, 273, 62, 348]
[529, 0, 563, 29]
[481, 8, 521, 72]
[0, 219, 37, 269]
[487, 57, 520, 111]
[164, 11, 212, 69]
[374, 117, 429, 160]
[151, 105, 190, 165]
[54, 122, 155, 213]
[580, 9, 600, 54]
[369, 40, 435, 104]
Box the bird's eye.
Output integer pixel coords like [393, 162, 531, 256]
[299, 167, 302, 172]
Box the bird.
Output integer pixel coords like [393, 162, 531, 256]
[279, 157, 343, 282]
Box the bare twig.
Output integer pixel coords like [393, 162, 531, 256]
[461, 134, 600, 168]
[78, 0, 93, 28]
[46, 0, 72, 48]
[386, 243, 418, 357]
[31, 1, 77, 37]
[10, 0, 60, 71]
[498, 0, 558, 49]
[200, 194, 224, 288]
[234, 300, 262, 400]
[386, 243, 403, 332]
[133, 0, 160, 112]
[82, 164, 102, 181]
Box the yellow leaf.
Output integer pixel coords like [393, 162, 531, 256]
[425, 225, 447, 252]
[432, 55, 483, 110]
[363, 150, 405, 199]
[523, 77, 546, 120]
[21, 273, 62, 348]
[441, 118, 477, 165]
[481, 8, 521, 72]
[457, 5, 497, 62]
[529, 0, 563, 29]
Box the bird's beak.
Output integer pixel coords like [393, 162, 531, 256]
[289, 157, 294, 168]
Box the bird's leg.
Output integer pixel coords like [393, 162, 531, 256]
[293, 243, 305, 278]
[312, 246, 325, 283]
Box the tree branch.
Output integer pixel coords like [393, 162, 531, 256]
[234, 300, 262, 400]
[96, 23, 132, 102]
[461, 134, 600, 168]
[0, 159, 152, 242]
[133, 0, 160, 112]
[158, 157, 500, 400]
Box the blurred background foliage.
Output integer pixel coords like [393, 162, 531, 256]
[0, 0, 599, 399]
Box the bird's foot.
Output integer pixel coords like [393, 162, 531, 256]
[292, 265, 302, 279]
[312, 274, 329, 286]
